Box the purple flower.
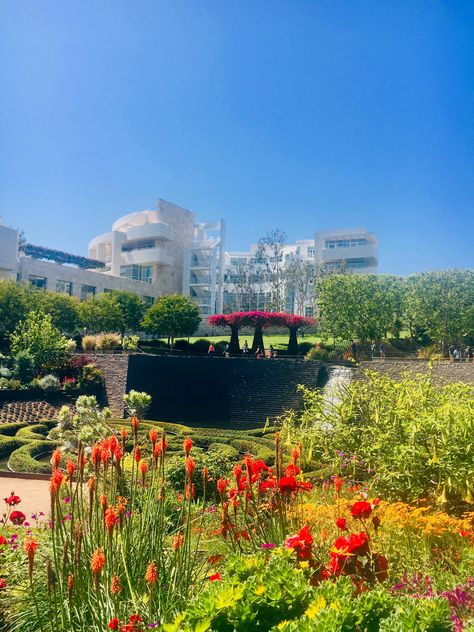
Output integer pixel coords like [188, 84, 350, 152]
[63, 497, 71, 504]
[261, 543, 275, 550]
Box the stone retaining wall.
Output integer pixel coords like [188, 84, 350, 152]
[93, 354, 130, 417]
[357, 359, 474, 385]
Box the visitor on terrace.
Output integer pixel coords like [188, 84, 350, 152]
[208, 343, 215, 356]
[269, 344, 277, 358]
[255, 347, 263, 359]
[242, 340, 249, 354]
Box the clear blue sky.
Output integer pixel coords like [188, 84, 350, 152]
[1, 1, 473, 275]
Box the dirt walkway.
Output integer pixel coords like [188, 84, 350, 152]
[0, 476, 50, 519]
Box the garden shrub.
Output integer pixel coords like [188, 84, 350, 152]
[15, 422, 53, 440]
[305, 346, 330, 362]
[297, 341, 313, 356]
[0, 435, 26, 460]
[13, 350, 35, 383]
[192, 338, 213, 354]
[77, 364, 103, 392]
[173, 339, 192, 353]
[0, 377, 22, 389]
[95, 332, 121, 351]
[166, 449, 237, 500]
[81, 335, 96, 352]
[207, 442, 240, 459]
[36, 374, 61, 391]
[8, 439, 61, 474]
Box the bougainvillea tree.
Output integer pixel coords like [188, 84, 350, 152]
[208, 312, 249, 354]
[280, 314, 316, 355]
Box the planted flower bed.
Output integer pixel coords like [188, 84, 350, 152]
[1, 412, 473, 631]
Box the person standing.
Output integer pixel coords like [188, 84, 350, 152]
[379, 342, 386, 360]
[371, 340, 376, 358]
[448, 344, 455, 364]
[255, 347, 263, 359]
[208, 344, 215, 356]
[224, 343, 230, 358]
[242, 340, 249, 354]
[351, 340, 358, 361]
[269, 344, 277, 358]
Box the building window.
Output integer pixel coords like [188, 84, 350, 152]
[81, 284, 96, 300]
[29, 275, 47, 290]
[56, 280, 72, 295]
[120, 264, 153, 284]
[103, 288, 112, 293]
[346, 259, 367, 269]
[143, 296, 154, 306]
[304, 306, 314, 317]
[121, 239, 155, 252]
[325, 239, 367, 249]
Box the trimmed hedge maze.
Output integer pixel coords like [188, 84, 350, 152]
[0, 419, 276, 474]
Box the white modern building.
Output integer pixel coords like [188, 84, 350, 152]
[89, 199, 225, 314]
[314, 228, 378, 273]
[224, 228, 378, 315]
[0, 225, 19, 280]
[0, 199, 225, 313]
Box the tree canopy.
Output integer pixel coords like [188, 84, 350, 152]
[142, 295, 201, 346]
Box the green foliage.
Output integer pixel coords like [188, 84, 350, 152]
[54, 395, 112, 448]
[77, 293, 123, 334]
[316, 274, 404, 342]
[122, 334, 140, 350]
[10, 311, 70, 374]
[77, 364, 103, 391]
[174, 554, 452, 632]
[305, 346, 331, 362]
[142, 295, 201, 345]
[166, 449, 238, 500]
[95, 332, 121, 350]
[0, 377, 22, 389]
[0, 280, 27, 349]
[405, 270, 474, 347]
[27, 289, 80, 333]
[277, 372, 474, 506]
[107, 290, 146, 334]
[316, 270, 474, 348]
[35, 374, 61, 391]
[13, 350, 35, 383]
[124, 389, 152, 419]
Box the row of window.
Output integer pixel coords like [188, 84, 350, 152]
[325, 239, 368, 249]
[325, 258, 369, 270]
[120, 264, 153, 283]
[27, 275, 154, 304]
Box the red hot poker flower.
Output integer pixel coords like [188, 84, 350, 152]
[131, 416, 139, 432]
[110, 575, 122, 594]
[149, 428, 158, 445]
[134, 446, 141, 463]
[145, 561, 158, 585]
[217, 478, 229, 496]
[66, 460, 75, 480]
[350, 501, 372, 519]
[51, 448, 61, 470]
[104, 507, 117, 535]
[91, 548, 105, 575]
[183, 437, 193, 456]
[333, 476, 343, 494]
[185, 457, 195, 479]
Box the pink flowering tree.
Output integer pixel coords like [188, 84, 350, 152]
[240, 311, 286, 354]
[281, 314, 316, 355]
[208, 312, 248, 354]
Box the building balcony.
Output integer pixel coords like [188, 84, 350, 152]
[121, 247, 173, 266]
[320, 244, 377, 263]
[125, 222, 173, 242]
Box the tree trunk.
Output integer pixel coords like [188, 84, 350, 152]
[251, 325, 265, 355]
[287, 327, 299, 356]
[229, 325, 240, 354]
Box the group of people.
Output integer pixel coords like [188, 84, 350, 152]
[208, 340, 278, 359]
[448, 345, 472, 363]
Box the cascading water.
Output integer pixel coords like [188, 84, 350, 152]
[320, 365, 354, 427]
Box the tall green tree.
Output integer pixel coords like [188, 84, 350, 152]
[77, 294, 123, 334]
[10, 310, 70, 373]
[108, 290, 146, 335]
[316, 274, 404, 342]
[0, 281, 27, 349]
[405, 270, 474, 348]
[142, 295, 201, 347]
[28, 289, 80, 333]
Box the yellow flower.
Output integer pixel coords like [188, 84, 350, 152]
[255, 585, 265, 595]
[305, 596, 326, 618]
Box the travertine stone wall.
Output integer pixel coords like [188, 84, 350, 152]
[357, 360, 474, 385]
[93, 354, 130, 417]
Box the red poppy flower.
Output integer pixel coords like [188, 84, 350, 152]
[285, 525, 313, 560]
[285, 464, 300, 477]
[4, 494, 20, 506]
[209, 572, 223, 581]
[10, 510, 26, 525]
[350, 501, 372, 519]
[0, 536, 7, 546]
[278, 476, 297, 494]
[297, 480, 313, 492]
[0, 578, 6, 590]
[336, 518, 347, 530]
[250, 460, 271, 477]
[108, 619, 119, 630]
[331, 531, 370, 558]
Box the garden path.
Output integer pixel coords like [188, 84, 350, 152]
[0, 476, 50, 518]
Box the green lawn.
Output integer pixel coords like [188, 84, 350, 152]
[171, 333, 326, 350]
